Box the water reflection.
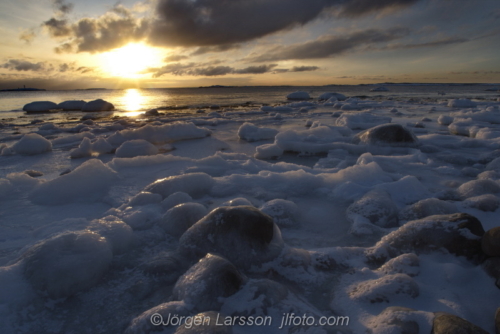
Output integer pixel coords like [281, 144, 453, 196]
[122, 89, 144, 116]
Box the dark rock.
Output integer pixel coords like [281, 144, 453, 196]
[495, 308, 500, 334]
[172, 254, 246, 312]
[432, 312, 488, 334]
[368, 213, 485, 263]
[347, 190, 399, 228]
[483, 227, 500, 257]
[24, 170, 43, 177]
[158, 203, 208, 237]
[353, 123, 419, 147]
[178, 206, 284, 269]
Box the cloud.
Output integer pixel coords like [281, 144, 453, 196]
[384, 37, 469, 50]
[190, 44, 241, 56]
[1, 59, 46, 72]
[53, 0, 74, 15]
[291, 66, 320, 72]
[19, 29, 36, 44]
[43, 18, 72, 38]
[234, 64, 277, 74]
[247, 27, 410, 62]
[164, 55, 189, 62]
[336, 0, 420, 17]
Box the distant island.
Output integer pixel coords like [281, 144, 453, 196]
[198, 85, 234, 88]
[1, 86, 46, 92]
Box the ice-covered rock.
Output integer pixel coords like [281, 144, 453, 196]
[368, 213, 485, 263]
[447, 98, 477, 108]
[463, 194, 500, 212]
[367, 306, 433, 334]
[91, 138, 114, 154]
[254, 143, 284, 159]
[482, 227, 500, 257]
[336, 113, 392, 130]
[178, 206, 284, 269]
[399, 198, 458, 221]
[22, 101, 58, 113]
[174, 311, 233, 334]
[222, 198, 253, 207]
[260, 199, 299, 228]
[237, 123, 278, 142]
[22, 231, 112, 299]
[275, 125, 343, 155]
[377, 253, 420, 277]
[159, 203, 208, 237]
[172, 253, 246, 311]
[348, 273, 419, 303]
[57, 100, 86, 111]
[125, 301, 190, 334]
[89, 216, 133, 255]
[319, 92, 346, 101]
[30, 159, 118, 205]
[161, 192, 193, 210]
[457, 179, 500, 199]
[115, 139, 159, 158]
[347, 190, 399, 228]
[107, 122, 211, 146]
[82, 99, 115, 111]
[486, 157, 500, 171]
[432, 313, 488, 334]
[145, 173, 214, 199]
[69, 137, 92, 159]
[286, 91, 310, 100]
[353, 123, 419, 147]
[12, 133, 52, 155]
[437, 115, 454, 125]
[128, 192, 163, 206]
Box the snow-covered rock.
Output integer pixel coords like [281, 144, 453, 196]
[254, 143, 283, 159]
[353, 123, 419, 147]
[237, 122, 278, 142]
[146, 173, 214, 199]
[347, 190, 399, 228]
[115, 139, 159, 158]
[22, 101, 58, 113]
[348, 273, 419, 303]
[159, 203, 208, 237]
[260, 199, 300, 228]
[336, 113, 392, 130]
[286, 91, 311, 100]
[399, 198, 458, 221]
[82, 99, 115, 111]
[447, 99, 477, 108]
[57, 100, 86, 111]
[319, 92, 347, 101]
[70, 137, 92, 159]
[91, 138, 114, 154]
[437, 115, 454, 125]
[12, 133, 52, 155]
[457, 179, 500, 199]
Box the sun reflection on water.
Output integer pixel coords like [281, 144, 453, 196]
[122, 89, 144, 116]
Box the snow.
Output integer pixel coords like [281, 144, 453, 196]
[237, 122, 278, 142]
[22, 101, 58, 113]
[318, 92, 346, 101]
[12, 133, 52, 155]
[115, 139, 159, 158]
[447, 99, 477, 108]
[336, 113, 392, 130]
[81, 99, 115, 111]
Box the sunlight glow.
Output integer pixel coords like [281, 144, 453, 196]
[122, 89, 144, 115]
[101, 43, 163, 78]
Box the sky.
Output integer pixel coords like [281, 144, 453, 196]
[0, 0, 499, 89]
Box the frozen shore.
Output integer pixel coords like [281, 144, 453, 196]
[1, 92, 500, 333]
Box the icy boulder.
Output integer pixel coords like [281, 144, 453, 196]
[336, 113, 392, 130]
[115, 139, 159, 158]
[89, 216, 133, 255]
[437, 115, 454, 126]
[161, 191, 193, 210]
[12, 133, 52, 155]
[172, 253, 246, 311]
[82, 99, 115, 111]
[22, 101, 58, 113]
[347, 190, 399, 228]
[348, 273, 419, 303]
[447, 99, 477, 108]
[376, 253, 420, 277]
[69, 137, 92, 159]
[463, 194, 500, 212]
[260, 199, 300, 228]
[353, 123, 419, 147]
[57, 100, 86, 111]
[368, 213, 485, 263]
[457, 179, 500, 199]
[254, 143, 284, 159]
[399, 198, 458, 221]
[107, 122, 211, 146]
[237, 122, 278, 142]
[145, 173, 214, 199]
[286, 91, 310, 100]
[178, 206, 285, 269]
[22, 231, 112, 299]
[91, 138, 114, 154]
[432, 313, 488, 334]
[319, 92, 346, 101]
[222, 197, 253, 207]
[30, 159, 118, 205]
[367, 307, 433, 334]
[128, 192, 162, 206]
[125, 301, 190, 334]
[159, 203, 208, 237]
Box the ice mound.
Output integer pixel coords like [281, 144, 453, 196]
[22, 231, 112, 299]
[172, 253, 246, 311]
[12, 133, 52, 155]
[275, 125, 343, 154]
[375, 176, 430, 205]
[376, 253, 420, 277]
[82, 99, 115, 111]
[437, 115, 454, 125]
[319, 92, 346, 101]
[348, 273, 419, 303]
[159, 203, 208, 237]
[89, 216, 133, 255]
[286, 91, 311, 100]
[22, 101, 58, 113]
[366, 306, 433, 334]
[57, 100, 86, 111]
[368, 213, 485, 262]
[237, 122, 278, 142]
[30, 159, 118, 205]
[222, 197, 253, 207]
[335, 113, 391, 130]
[463, 194, 500, 212]
[260, 199, 299, 228]
[145, 173, 214, 198]
[70, 137, 92, 158]
[107, 122, 211, 146]
[399, 198, 458, 221]
[161, 191, 193, 210]
[178, 206, 284, 269]
[486, 157, 500, 171]
[347, 190, 399, 228]
[353, 123, 419, 147]
[254, 143, 284, 159]
[447, 99, 477, 108]
[115, 139, 159, 158]
[125, 301, 190, 334]
[128, 192, 162, 206]
[91, 137, 114, 154]
[457, 179, 500, 199]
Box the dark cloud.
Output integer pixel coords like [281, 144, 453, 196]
[192, 66, 234, 76]
[234, 64, 277, 74]
[164, 55, 189, 62]
[190, 44, 241, 56]
[53, 0, 74, 15]
[291, 66, 320, 72]
[247, 27, 410, 62]
[384, 37, 468, 50]
[1, 59, 46, 72]
[336, 0, 420, 17]
[43, 18, 72, 38]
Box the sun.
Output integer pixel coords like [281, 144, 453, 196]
[100, 43, 163, 78]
